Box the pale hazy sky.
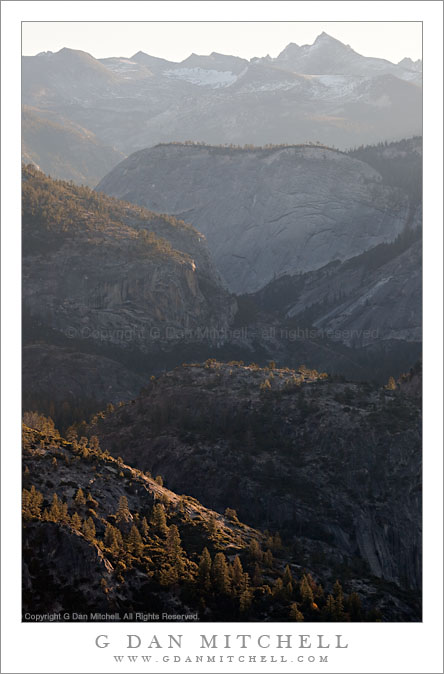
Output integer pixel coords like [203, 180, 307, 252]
[22, 21, 422, 64]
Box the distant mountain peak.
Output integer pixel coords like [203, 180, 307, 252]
[398, 57, 422, 72]
[278, 33, 351, 61]
[57, 46, 96, 59]
[313, 32, 351, 49]
[277, 42, 301, 59]
[130, 51, 176, 69]
[315, 31, 340, 42]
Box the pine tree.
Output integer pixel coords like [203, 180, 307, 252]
[252, 563, 262, 586]
[299, 574, 314, 609]
[322, 594, 336, 621]
[239, 586, 253, 613]
[386, 376, 397, 390]
[71, 512, 82, 530]
[140, 516, 149, 537]
[82, 517, 96, 542]
[127, 525, 144, 557]
[78, 437, 88, 455]
[273, 578, 284, 598]
[116, 495, 131, 528]
[66, 426, 78, 444]
[333, 580, 345, 621]
[166, 525, 182, 560]
[283, 564, 293, 586]
[166, 525, 184, 572]
[307, 573, 324, 602]
[49, 493, 61, 521]
[197, 547, 212, 592]
[22, 486, 43, 520]
[150, 502, 168, 534]
[74, 488, 86, 506]
[289, 602, 304, 621]
[212, 552, 231, 594]
[248, 538, 262, 561]
[285, 581, 294, 599]
[104, 523, 115, 546]
[22, 488, 31, 518]
[231, 555, 244, 590]
[104, 523, 123, 556]
[60, 501, 69, 524]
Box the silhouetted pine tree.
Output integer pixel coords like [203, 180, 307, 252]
[198, 547, 212, 592]
[289, 602, 304, 621]
[212, 553, 231, 595]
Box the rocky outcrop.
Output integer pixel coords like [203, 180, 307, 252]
[97, 143, 411, 293]
[90, 362, 422, 596]
[23, 522, 115, 614]
[23, 237, 233, 350]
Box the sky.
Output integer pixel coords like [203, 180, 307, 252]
[22, 21, 422, 64]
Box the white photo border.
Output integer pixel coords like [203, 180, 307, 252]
[1, 2, 442, 673]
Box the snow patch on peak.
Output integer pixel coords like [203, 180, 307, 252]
[164, 67, 237, 88]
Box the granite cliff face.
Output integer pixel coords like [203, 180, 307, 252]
[89, 361, 422, 600]
[22, 166, 235, 408]
[97, 143, 411, 293]
[23, 165, 235, 342]
[250, 230, 421, 347]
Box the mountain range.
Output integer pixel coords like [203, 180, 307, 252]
[22, 33, 421, 185]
